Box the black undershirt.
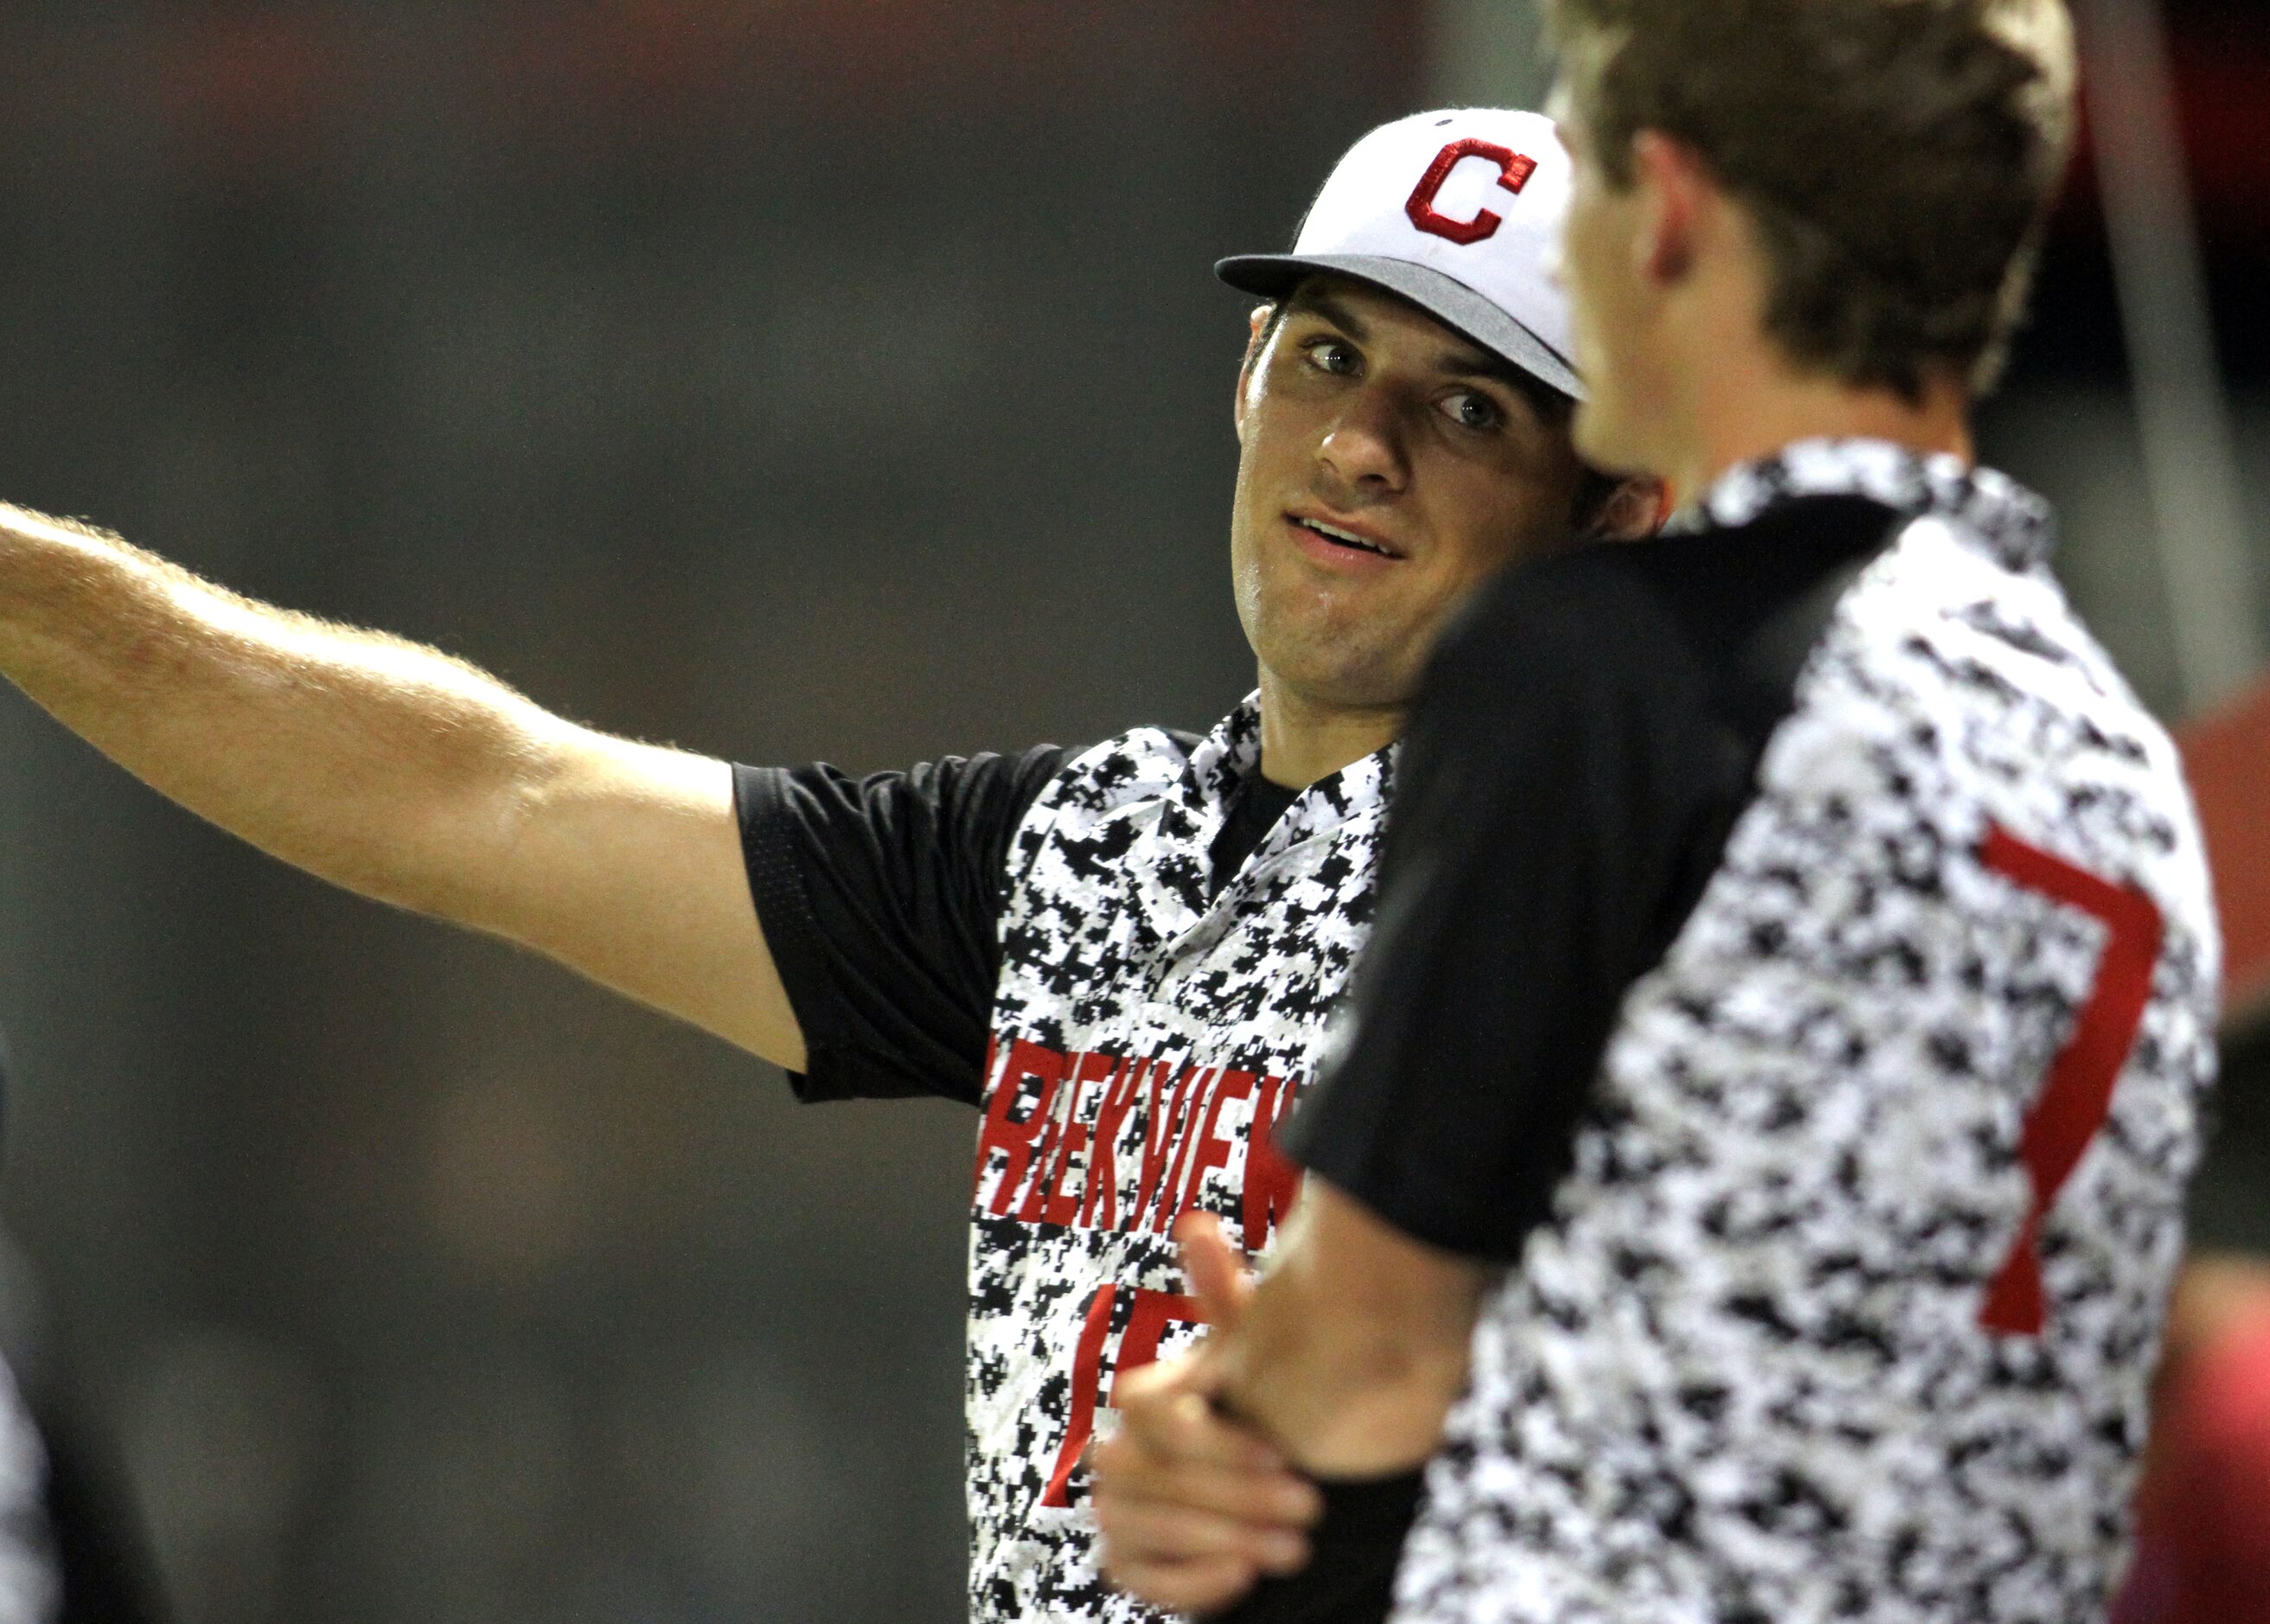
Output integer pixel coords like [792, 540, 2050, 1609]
[1208, 773, 1301, 895]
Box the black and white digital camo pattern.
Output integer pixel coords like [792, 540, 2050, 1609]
[968, 699, 1390, 1623]
[1393, 441, 2222, 1624]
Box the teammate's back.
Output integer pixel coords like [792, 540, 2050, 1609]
[1397, 444, 2218, 1622]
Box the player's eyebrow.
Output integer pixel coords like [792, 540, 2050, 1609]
[1292, 289, 1373, 342]
[1436, 342, 1570, 421]
[1436, 342, 1524, 390]
[1291, 285, 1569, 419]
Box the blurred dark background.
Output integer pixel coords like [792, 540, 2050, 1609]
[0, 3, 2258, 1621]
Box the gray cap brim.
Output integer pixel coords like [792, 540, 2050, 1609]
[1215, 252, 1583, 402]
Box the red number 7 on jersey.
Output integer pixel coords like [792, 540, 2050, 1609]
[1976, 824, 2164, 1337]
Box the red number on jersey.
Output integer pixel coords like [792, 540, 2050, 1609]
[1976, 823, 2164, 1336]
[1039, 1284, 1205, 1508]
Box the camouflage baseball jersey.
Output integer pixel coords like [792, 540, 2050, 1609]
[1284, 439, 2221, 1623]
[738, 698, 1390, 1622]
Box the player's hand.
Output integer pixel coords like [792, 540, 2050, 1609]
[1091, 1215, 1323, 1615]
[1093, 1355, 1320, 1614]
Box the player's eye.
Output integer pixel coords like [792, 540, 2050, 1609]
[1442, 390, 1503, 432]
[1301, 338, 1359, 377]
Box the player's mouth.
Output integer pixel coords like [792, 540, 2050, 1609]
[1284, 511, 1406, 566]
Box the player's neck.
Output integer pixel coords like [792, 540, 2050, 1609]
[1255, 680, 1402, 790]
[1666, 341, 1973, 510]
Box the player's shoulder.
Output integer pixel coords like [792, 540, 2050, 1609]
[1002, 723, 1212, 887]
[1442, 494, 1911, 675]
[1057, 725, 1202, 786]
[1422, 535, 1710, 724]
[1014, 724, 1202, 823]
[1443, 540, 1653, 654]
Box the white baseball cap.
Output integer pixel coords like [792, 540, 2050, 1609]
[1218, 108, 1580, 400]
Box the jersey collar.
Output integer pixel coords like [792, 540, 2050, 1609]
[1672, 438, 2056, 572]
[1181, 693, 1396, 828]
[1185, 694, 1266, 811]
[1110, 695, 1393, 951]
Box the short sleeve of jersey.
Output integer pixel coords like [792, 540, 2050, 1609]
[735, 746, 1070, 1107]
[1278, 552, 1747, 1260]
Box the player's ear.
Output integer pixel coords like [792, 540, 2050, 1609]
[1234, 303, 1274, 438]
[1591, 476, 1672, 542]
[1630, 130, 1707, 289]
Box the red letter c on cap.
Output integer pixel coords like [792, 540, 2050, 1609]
[1405, 139, 1539, 246]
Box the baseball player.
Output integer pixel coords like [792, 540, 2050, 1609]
[1097, 3, 2222, 1622]
[0, 110, 1650, 1621]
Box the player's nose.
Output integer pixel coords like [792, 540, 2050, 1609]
[1316, 388, 1410, 494]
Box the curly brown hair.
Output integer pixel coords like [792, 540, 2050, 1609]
[1541, 0, 2076, 399]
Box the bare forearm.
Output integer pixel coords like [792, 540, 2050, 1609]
[1218, 1275, 1469, 1478]
[1215, 1193, 1484, 1478]
[0, 502, 576, 925]
[0, 502, 801, 1065]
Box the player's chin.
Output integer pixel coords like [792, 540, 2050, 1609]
[1260, 639, 1420, 715]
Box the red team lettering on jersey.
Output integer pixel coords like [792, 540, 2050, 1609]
[975, 1038, 1301, 1246]
[973, 1035, 1308, 1509]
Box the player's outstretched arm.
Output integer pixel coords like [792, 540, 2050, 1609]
[0, 502, 805, 1069]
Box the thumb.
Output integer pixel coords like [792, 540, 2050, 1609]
[1175, 1212, 1254, 1331]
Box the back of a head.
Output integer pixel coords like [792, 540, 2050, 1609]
[1541, 0, 2077, 400]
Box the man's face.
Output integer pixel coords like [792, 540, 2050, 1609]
[1228, 278, 1588, 714]
[1551, 88, 1669, 477]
